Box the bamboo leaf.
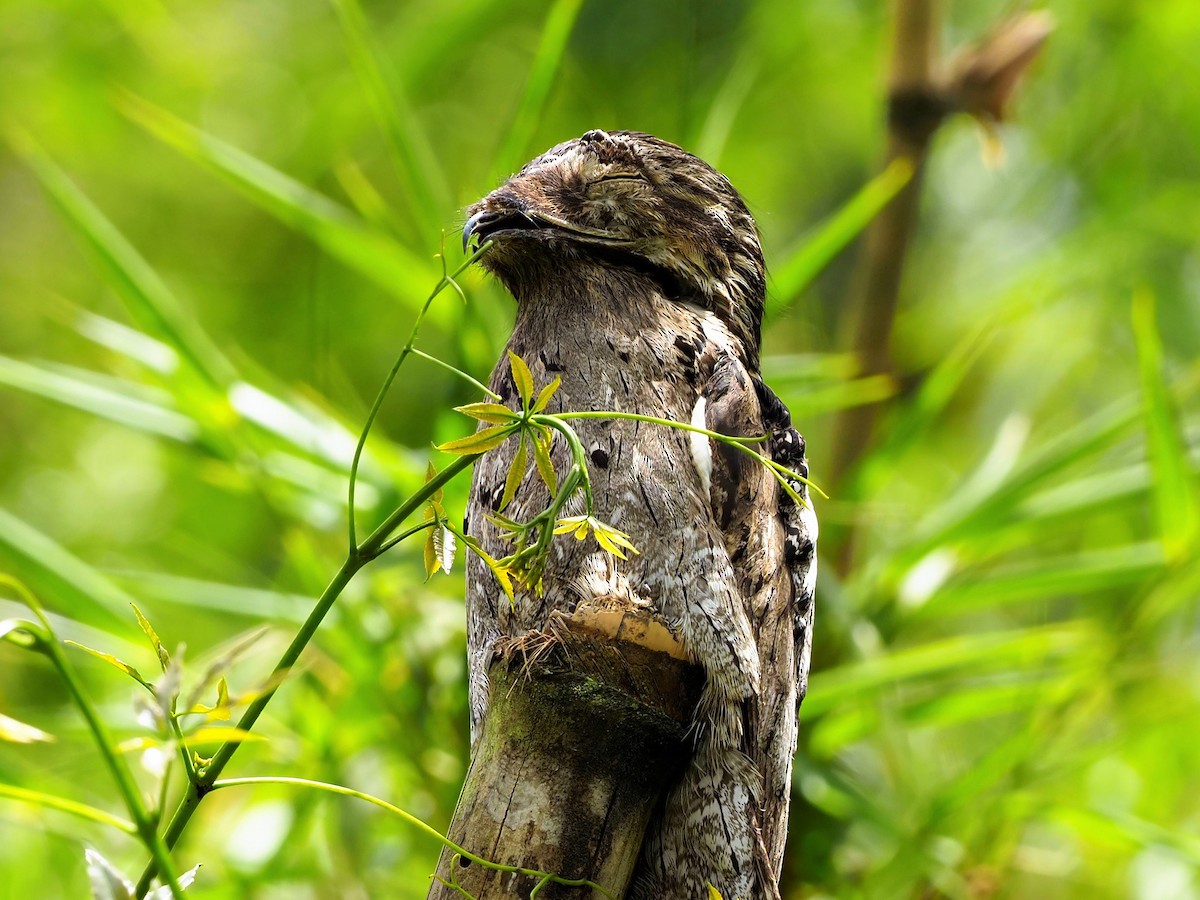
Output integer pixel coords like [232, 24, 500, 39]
[803, 623, 1092, 718]
[1132, 289, 1200, 561]
[916, 543, 1166, 618]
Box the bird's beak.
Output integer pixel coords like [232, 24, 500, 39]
[462, 209, 490, 254]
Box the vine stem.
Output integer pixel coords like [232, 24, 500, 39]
[0, 576, 185, 898]
[552, 410, 827, 499]
[209, 777, 615, 899]
[348, 241, 491, 550]
[134, 454, 479, 897]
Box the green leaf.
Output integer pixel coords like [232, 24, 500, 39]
[455, 402, 519, 424]
[131, 602, 170, 671]
[423, 526, 438, 578]
[767, 157, 914, 316]
[64, 640, 151, 689]
[500, 433, 527, 512]
[0, 712, 55, 744]
[115, 92, 443, 321]
[532, 374, 562, 413]
[1132, 289, 1200, 561]
[507, 351, 535, 408]
[435, 423, 515, 455]
[10, 131, 235, 389]
[532, 428, 558, 495]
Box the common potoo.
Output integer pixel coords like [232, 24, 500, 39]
[462, 130, 817, 900]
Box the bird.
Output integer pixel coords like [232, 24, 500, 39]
[460, 129, 817, 900]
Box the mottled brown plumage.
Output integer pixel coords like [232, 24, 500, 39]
[462, 130, 817, 900]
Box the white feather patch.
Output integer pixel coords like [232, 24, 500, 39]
[689, 396, 713, 496]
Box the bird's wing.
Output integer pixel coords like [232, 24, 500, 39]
[702, 352, 818, 877]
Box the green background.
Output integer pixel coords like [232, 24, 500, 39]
[1, 0, 1198, 897]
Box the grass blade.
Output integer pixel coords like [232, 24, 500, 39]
[767, 157, 914, 317]
[0, 355, 199, 443]
[0, 508, 136, 633]
[331, 0, 452, 233]
[1131, 290, 1200, 561]
[115, 92, 445, 320]
[803, 623, 1091, 717]
[916, 543, 1166, 618]
[493, 0, 584, 181]
[10, 131, 236, 388]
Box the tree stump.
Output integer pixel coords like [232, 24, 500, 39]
[427, 605, 703, 899]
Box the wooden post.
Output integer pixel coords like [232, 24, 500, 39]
[427, 607, 702, 900]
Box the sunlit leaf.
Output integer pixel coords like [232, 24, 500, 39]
[500, 433, 528, 512]
[424, 527, 438, 578]
[454, 402, 519, 424]
[435, 424, 514, 455]
[532, 428, 557, 495]
[131, 602, 170, 671]
[532, 375, 561, 413]
[507, 351, 535, 408]
[0, 712, 55, 744]
[64, 640, 151, 690]
[182, 726, 266, 747]
[85, 848, 134, 900]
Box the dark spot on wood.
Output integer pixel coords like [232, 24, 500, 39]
[591, 448, 610, 468]
[539, 349, 565, 372]
[458, 856, 471, 868]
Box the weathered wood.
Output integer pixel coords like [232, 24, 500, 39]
[428, 606, 703, 900]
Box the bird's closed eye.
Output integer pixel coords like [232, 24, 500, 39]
[592, 173, 644, 185]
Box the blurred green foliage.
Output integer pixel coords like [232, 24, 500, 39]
[1, 0, 1198, 898]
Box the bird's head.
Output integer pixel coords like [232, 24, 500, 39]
[463, 130, 766, 362]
